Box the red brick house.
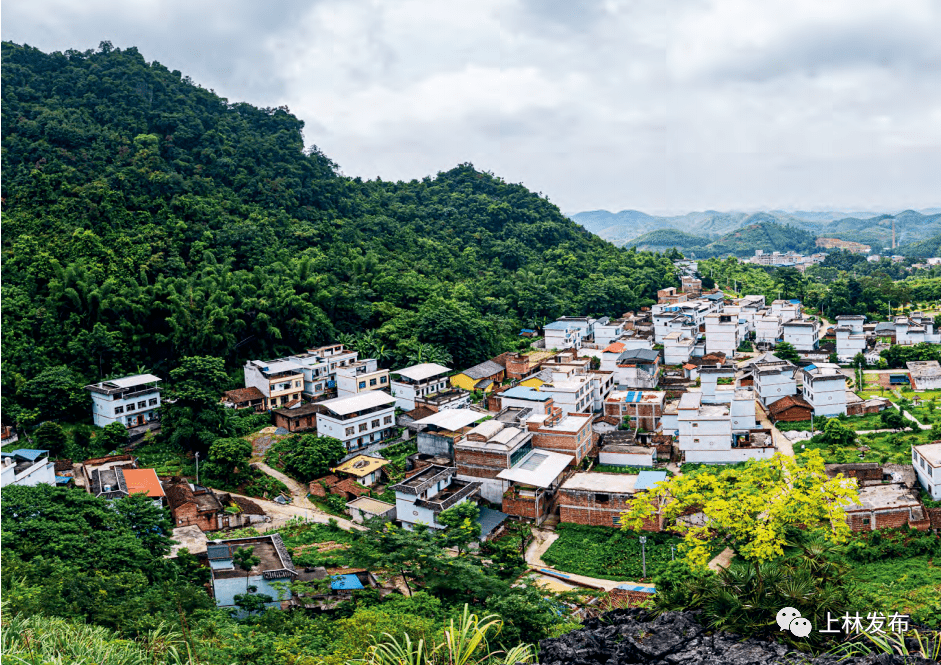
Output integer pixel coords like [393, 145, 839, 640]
[222, 387, 268, 411]
[768, 395, 814, 422]
[558, 471, 666, 530]
[272, 403, 323, 433]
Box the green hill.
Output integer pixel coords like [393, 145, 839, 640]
[629, 222, 815, 258]
[0, 41, 678, 415]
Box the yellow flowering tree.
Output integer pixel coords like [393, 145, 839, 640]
[621, 451, 861, 567]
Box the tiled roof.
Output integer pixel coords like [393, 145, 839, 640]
[768, 395, 813, 415]
[330, 478, 369, 497]
[460, 360, 505, 380]
[223, 387, 265, 403]
[603, 342, 626, 354]
[402, 406, 435, 422]
[165, 483, 196, 509]
[122, 468, 165, 498]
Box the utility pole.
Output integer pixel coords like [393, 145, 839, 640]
[639, 536, 648, 578]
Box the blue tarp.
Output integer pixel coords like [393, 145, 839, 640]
[1, 448, 48, 461]
[501, 386, 552, 401]
[55, 476, 71, 484]
[634, 471, 668, 490]
[331, 573, 364, 590]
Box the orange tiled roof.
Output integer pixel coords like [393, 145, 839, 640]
[122, 468, 165, 498]
[603, 342, 626, 354]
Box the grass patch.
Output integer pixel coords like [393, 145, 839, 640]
[275, 518, 362, 568]
[801, 429, 931, 464]
[594, 464, 674, 476]
[542, 523, 692, 581]
[679, 462, 749, 476]
[132, 438, 195, 477]
[775, 412, 886, 432]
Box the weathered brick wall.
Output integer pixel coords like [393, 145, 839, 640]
[558, 489, 661, 530]
[502, 494, 539, 519]
[847, 508, 920, 531]
[505, 354, 534, 380]
[171, 503, 218, 531]
[924, 506, 941, 529]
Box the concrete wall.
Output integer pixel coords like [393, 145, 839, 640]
[685, 447, 776, 463]
[599, 451, 654, 467]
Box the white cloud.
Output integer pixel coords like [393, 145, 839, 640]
[2, 0, 939, 213]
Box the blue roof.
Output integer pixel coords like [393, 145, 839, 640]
[622, 391, 643, 403]
[543, 321, 572, 330]
[502, 387, 552, 401]
[331, 573, 364, 590]
[55, 476, 72, 484]
[207, 544, 232, 560]
[634, 471, 668, 490]
[475, 506, 509, 539]
[803, 364, 817, 371]
[0, 449, 48, 461]
[520, 328, 536, 334]
[617, 583, 656, 593]
[789, 299, 801, 304]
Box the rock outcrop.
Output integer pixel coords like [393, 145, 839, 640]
[537, 609, 935, 665]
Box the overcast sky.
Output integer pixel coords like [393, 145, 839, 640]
[4, 0, 940, 214]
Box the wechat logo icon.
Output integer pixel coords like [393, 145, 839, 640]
[777, 607, 812, 638]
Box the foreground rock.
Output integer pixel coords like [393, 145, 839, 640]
[537, 609, 935, 665]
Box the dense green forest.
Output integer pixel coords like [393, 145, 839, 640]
[630, 221, 817, 258]
[0, 41, 678, 423]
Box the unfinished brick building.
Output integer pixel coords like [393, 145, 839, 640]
[558, 471, 667, 530]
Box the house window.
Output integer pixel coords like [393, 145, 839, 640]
[596, 494, 609, 503]
[384, 416, 392, 425]
[346, 427, 355, 436]
[126, 404, 135, 412]
[612, 515, 622, 526]
[316, 384, 323, 392]
[115, 406, 124, 414]
[359, 382, 366, 389]
[371, 419, 380, 428]
[370, 378, 377, 387]
[693, 438, 700, 443]
[149, 398, 158, 406]
[138, 401, 147, 409]
[359, 423, 368, 432]
[380, 376, 388, 384]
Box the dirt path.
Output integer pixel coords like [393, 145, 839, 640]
[225, 490, 366, 532]
[707, 547, 735, 572]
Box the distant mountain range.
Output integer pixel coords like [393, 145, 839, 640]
[568, 209, 941, 258]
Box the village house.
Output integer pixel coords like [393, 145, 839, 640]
[526, 411, 595, 464]
[705, 313, 741, 358]
[657, 287, 687, 305]
[332, 454, 391, 487]
[390, 465, 480, 531]
[699, 366, 737, 404]
[503, 349, 558, 380]
[390, 363, 452, 410]
[588, 370, 616, 411]
[208, 534, 296, 610]
[744, 353, 798, 407]
[802, 364, 848, 416]
[843, 482, 928, 532]
[543, 320, 585, 350]
[346, 496, 397, 524]
[222, 387, 268, 411]
[755, 311, 783, 346]
[598, 431, 656, 467]
[677, 392, 774, 463]
[768, 395, 814, 422]
[538, 375, 594, 415]
[82, 454, 164, 506]
[243, 359, 304, 410]
[453, 419, 534, 502]
[681, 276, 702, 296]
[494, 386, 556, 415]
[272, 403, 322, 433]
[415, 388, 471, 412]
[663, 331, 696, 365]
[906, 361, 941, 391]
[835, 325, 868, 363]
[912, 443, 941, 501]
[335, 359, 391, 398]
[1, 449, 55, 488]
[593, 317, 625, 348]
[288, 344, 359, 400]
[782, 318, 821, 351]
[558, 471, 667, 529]
[164, 481, 266, 532]
[771, 299, 801, 322]
[498, 448, 574, 524]
[315, 391, 397, 453]
[603, 390, 666, 431]
[613, 348, 660, 390]
[411, 408, 492, 457]
[450, 359, 506, 393]
[85, 373, 162, 429]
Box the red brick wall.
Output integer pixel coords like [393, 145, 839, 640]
[170, 503, 218, 531]
[454, 449, 509, 480]
[847, 508, 921, 531]
[274, 412, 316, 432]
[927, 506, 941, 529]
[502, 493, 540, 520]
[505, 354, 534, 380]
[773, 407, 813, 422]
[558, 490, 661, 531]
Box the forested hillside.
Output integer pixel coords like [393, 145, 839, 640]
[629, 222, 816, 258]
[1, 41, 677, 416]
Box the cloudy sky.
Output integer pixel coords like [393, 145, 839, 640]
[4, 0, 940, 214]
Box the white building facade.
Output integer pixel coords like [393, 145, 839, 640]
[390, 363, 452, 410]
[315, 391, 398, 452]
[85, 374, 162, 428]
[912, 443, 941, 501]
[802, 366, 848, 417]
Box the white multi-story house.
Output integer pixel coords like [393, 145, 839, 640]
[771, 300, 801, 323]
[705, 313, 741, 358]
[593, 317, 624, 348]
[835, 326, 867, 363]
[912, 443, 941, 501]
[755, 312, 783, 345]
[390, 465, 480, 531]
[835, 315, 866, 334]
[85, 374, 162, 428]
[783, 318, 820, 351]
[539, 375, 594, 415]
[1, 449, 55, 487]
[498, 387, 556, 415]
[894, 316, 941, 345]
[390, 363, 452, 410]
[543, 320, 583, 350]
[730, 389, 758, 431]
[335, 359, 391, 398]
[315, 390, 397, 452]
[243, 359, 304, 409]
[907, 361, 941, 391]
[289, 344, 359, 400]
[744, 353, 798, 407]
[588, 371, 616, 412]
[802, 364, 847, 417]
[677, 392, 774, 463]
[700, 366, 737, 404]
[663, 331, 696, 365]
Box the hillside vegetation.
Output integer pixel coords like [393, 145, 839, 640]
[0, 41, 678, 419]
[629, 221, 816, 258]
